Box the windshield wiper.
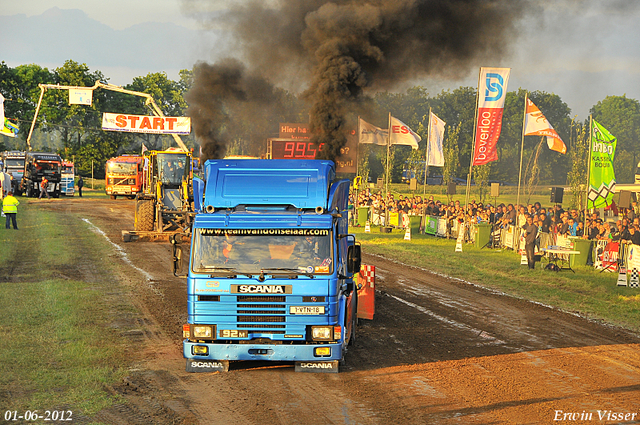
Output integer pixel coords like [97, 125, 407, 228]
[259, 267, 314, 278]
[200, 266, 254, 279]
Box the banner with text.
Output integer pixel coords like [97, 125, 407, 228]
[588, 119, 617, 208]
[358, 118, 388, 146]
[389, 116, 420, 149]
[472, 67, 510, 165]
[102, 113, 191, 135]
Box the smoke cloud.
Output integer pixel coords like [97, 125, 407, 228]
[185, 58, 299, 162]
[186, 0, 528, 161]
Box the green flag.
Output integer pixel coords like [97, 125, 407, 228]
[588, 120, 617, 208]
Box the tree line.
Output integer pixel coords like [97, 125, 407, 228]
[1, 60, 639, 198]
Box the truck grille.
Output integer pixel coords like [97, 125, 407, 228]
[238, 324, 285, 329]
[237, 296, 286, 302]
[237, 304, 285, 309]
[238, 316, 284, 323]
[233, 296, 289, 335]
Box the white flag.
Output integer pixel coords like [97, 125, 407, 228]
[427, 112, 445, 166]
[358, 118, 388, 146]
[390, 116, 420, 150]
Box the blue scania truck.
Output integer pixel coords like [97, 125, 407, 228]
[172, 159, 361, 373]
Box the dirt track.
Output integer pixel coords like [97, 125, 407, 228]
[39, 196, 640, 424]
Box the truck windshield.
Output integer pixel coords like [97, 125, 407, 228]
[192, 228, 333, 275]
[107, 162, 137, 175]
[157, 153, 187, 185]
[36, 162, 59, 171]
[6, 159, 24, 168]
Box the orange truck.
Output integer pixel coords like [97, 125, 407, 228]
[105, 154, 143, 199]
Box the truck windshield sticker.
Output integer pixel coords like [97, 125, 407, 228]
[192, 228, 333, 274]
[201, 229, 329, 237]
[34, 155, 61, 161]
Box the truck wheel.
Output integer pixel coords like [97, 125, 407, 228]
[135, 200, 155, 231]
[110, 195, 117, 200]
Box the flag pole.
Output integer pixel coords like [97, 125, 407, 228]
[517, 92, 528, 208]
[385, 112, 392, 228]
[385, 112, 391, 200]
[356, 116, 361, 219]
[584, 115, 593, 230]
[465, 68, 483, 209]
[356, 116, 361, 178]
[423, 108, 432, 197]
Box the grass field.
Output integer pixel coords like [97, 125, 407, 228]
[354, 225, 640, 332]
[0, 198, 130, 421]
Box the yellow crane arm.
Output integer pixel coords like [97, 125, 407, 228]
[26, 81, 188, 152]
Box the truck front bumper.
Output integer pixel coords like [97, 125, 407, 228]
[183, 340, 342, 362]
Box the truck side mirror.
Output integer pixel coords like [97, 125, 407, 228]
[347, 244, 361, 274]
[171, 235, 187, 277]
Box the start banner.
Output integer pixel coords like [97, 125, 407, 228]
[102, 113, 191, 135]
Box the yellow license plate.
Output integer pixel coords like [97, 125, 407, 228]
[290, 306, 325, 315]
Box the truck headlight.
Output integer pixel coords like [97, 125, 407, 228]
[311, 326, 333, 341]
[192, 325, 214, 339]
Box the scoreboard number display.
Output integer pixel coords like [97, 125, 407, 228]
[270, 140, 325, 159]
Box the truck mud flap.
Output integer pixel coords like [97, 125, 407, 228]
[295, 361, 339, 373]
[186, 359, 229, 373]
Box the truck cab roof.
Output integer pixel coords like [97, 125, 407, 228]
[203, 159, 336, 210]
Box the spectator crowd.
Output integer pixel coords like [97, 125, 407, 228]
[351, 188, 640, 245]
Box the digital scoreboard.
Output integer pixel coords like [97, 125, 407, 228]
[270, 139, 325, 160]
[268, 122, 357, 173]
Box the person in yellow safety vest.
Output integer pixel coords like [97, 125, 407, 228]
[3, 191, 19, 230]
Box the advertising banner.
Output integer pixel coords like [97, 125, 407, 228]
[472, 67, 511, 165]
[102, 113, 191, 135]
[358, 118, 388, 146]
[389, 116, 420, 149]
[424, 216, 437, 235]
[588, 120, 617, 208]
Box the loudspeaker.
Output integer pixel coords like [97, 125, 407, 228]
[550, 187, 564, 204]
[377, 178, 384, 188]
[491, 183, 500, 198]
[619, 190, 634, 208]
[447, 182, 457, 195]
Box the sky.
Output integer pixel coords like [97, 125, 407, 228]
[2, 0, 640, 120]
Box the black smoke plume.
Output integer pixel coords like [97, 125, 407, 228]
[185, 58, 297, 162]
[186, 0, 527, 161]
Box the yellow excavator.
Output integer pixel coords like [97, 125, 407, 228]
[131, 147, 194, 240]
[26, 82, 195, 242]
